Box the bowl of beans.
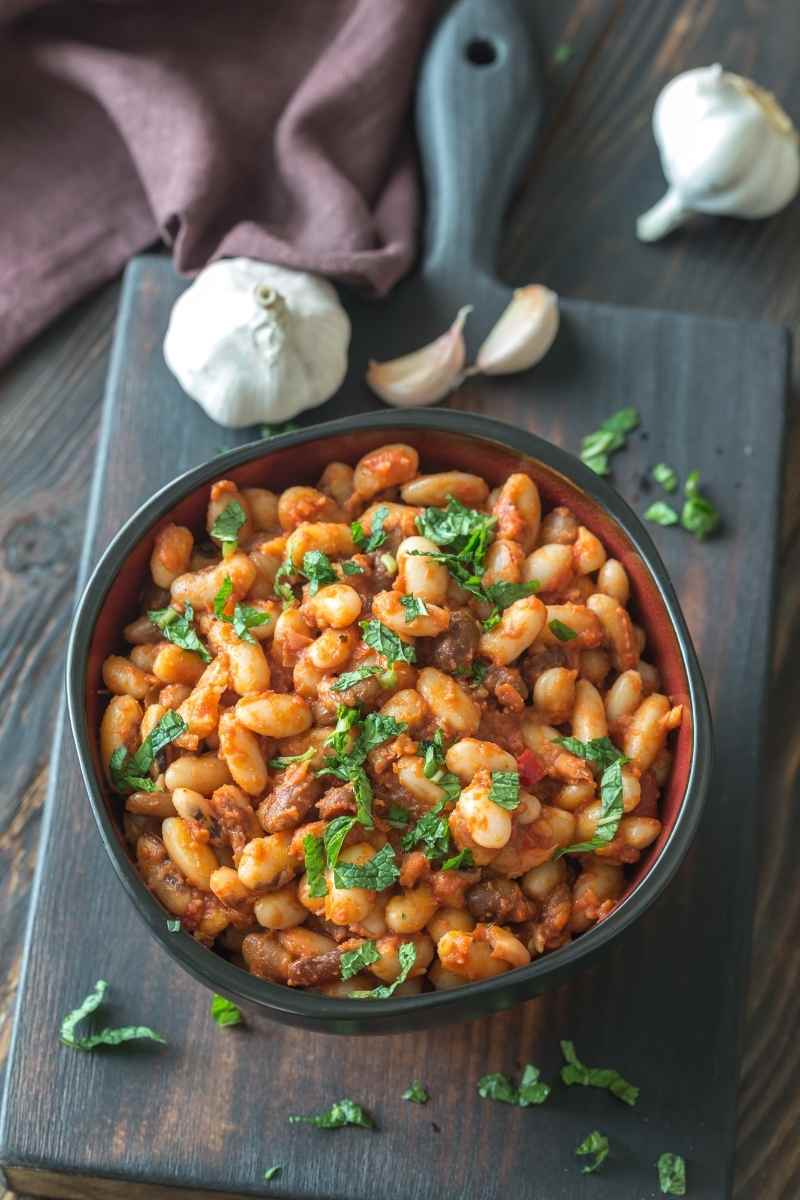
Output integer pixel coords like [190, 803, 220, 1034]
[67, 409, 711, 1033]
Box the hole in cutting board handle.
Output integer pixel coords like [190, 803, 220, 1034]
[464, 37, 500, 66]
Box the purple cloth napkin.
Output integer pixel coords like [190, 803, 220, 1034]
[0, 0, 437, 367]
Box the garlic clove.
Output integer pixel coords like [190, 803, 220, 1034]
[474, 285, 559, 376]
[366, 307, 471, 407]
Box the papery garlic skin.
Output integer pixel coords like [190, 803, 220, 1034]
[164, 258, 350, 428]
[366, 306, 471, 408]
[637, 64, 800, 242]
[475, 285, 559, 375]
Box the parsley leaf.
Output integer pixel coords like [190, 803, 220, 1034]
[210, 500, 247, 553]
[484, 579, 540, 610]
[360, 618, 416, 664]
[273, 558, 296, 606]
[109, 711, 186, 794]
[359, 712, 406, 755]
[340, 940, 380, 980]
[580, 408, 640, 475]
[263, 1165, 282, 1181]
[212, 575, 271, 643]
[261, 420, 299, 438]
[333, 843, 400, 891]
[301, 550, 338, 596]
[317, 710, 406, 831]
[416, 497, 496, 566]
[213, 575, 233, 618]
[324, 705, 361, 758]
[401, 802, 451, 860]
[657, 1152, 687, 1195]
[148, 603, 211, 662]
[490, 770, 520, 810]
[652, 462, 678, 492]
[60, 980, 165, 1051]
[341, 559, 364, 576]
[560, 1040, 639, 1106]
[387, 803, 410, 828]
[441, 847, 474, 871]
[288, 1099, 374, 1129]
[323, 815, 357, 870]
[352, 505, 389, 553]
[549, 618, 578, 642]
[350, 941, 416, 1000]
[553, 736, 629, 854]
[554, 735, 624, 773]
[210, 994, 242, 1027]
[645, 500, 679, 527]
[270, 746, 316, 770]
[681, 470, 720, 540]
[331, 664, 382, 693]
[576, 1130, 610, 1174]
[303, 833, 328, 898]
[402, 1081, 429, 1104]
[400, 594, 429, 623]
[477, 1063, 550, 1106]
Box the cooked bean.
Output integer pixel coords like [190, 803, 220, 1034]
[417, 667, 481, 736]
[255, 884, 308, 931]
[538, 506, 578, 545]
[242, 487, 279, 532]
[572, 526, 607, 575]
[353, 443, 419, 500]
[162, 816, 219, 890]
[165, 753, 232, 795]
[478, 596, 546, 666]
[318, 462, 355, 508]
[492, 474, 541, 552]
[102, 655, 155, 700]
[572, 679, 608, 742]
[372, 589, 449, 637]
[445, 737, 516, 783]
[236, 691, 312, 738]
[522, 543, 573, 593]
[400, 471, 488, 508]
[482, 538, 524, 587]
[396, 535, 449, 603]
[533, 667, 576, 724]
[586, 592, 638, 671]
[596, 558, 630, 605]
[150, 523, 194, 588]
[303, 583, 362, 630]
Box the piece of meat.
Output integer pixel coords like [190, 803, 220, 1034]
[426, 609, 481, 674]
[287, 947, 345, 987]
[430, 867, 481, 908]
[399, 850, 432, 888]
[260, 762, 323, 832]
[520, 644, 568, 690]
[484, 665, 528, 710]
[466, 878, 536, 925]
[476, 709, 525, 756]
[317, 783, 357, 821]
[540, 882, 573, 942]
[637, 769, 660, 817]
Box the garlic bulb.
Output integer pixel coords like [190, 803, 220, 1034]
[637, 64, 800, 242]
[474, 285, 559, 375]
[366, 307, 471, 407]
[163, 258, 350, 428]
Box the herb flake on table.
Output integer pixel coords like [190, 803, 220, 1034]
[352, 504, 389, 553]
[260, 420, 299, 438]
[210, 500, 247, 555]
[148, 602, 211, 661]
[402, 1080, 429, 1104]
[340, 941, 380, 980]
[560, 1040, 639, 1106]
[349, 941, 416, 1000]
[580, 407, 640, 475]
[109, 710, 186, 794]
[576, 1130, 610, 1174]
[652, 462, 678, 492]
[644, 500, 679, 527]
[553, 42, 573, 64]
[60, 980, 165, 1051]
[166, 918, 181, 933]
[288, 1098, 374, 1129]
[477, 1063, 550, 1106]
[211, 994, 243, 1027]
[263, 1165, 283, 1181]
[657, 1152, 687, 1195]
[681, 470, 720, 540]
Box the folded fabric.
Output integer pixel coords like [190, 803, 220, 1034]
[0, 0, 437, 367]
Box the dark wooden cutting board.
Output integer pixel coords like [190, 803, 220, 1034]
[0, 252, 788, 1200]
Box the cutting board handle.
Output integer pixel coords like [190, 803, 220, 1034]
[415, 0, 542, 285]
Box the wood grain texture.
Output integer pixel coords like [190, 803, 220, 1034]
[0, 0, 798, 1197]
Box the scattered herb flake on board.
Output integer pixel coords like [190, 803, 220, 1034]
[333, 843, 399, 891]
[560, 1040, 639, 1106]
[580, 407, 640, 475]
[400, 594, 429, 623]
[301, 549, 338, 595]
[490, 770, 520, 810]
[60, 980, 165, 1051]
[652, 462, 678, 492]
[166, 919, 181, 933]
[402, 1081, 429, 1104]
[211, 994, 243, 1027]
[261, 420, 299, 438]
[303, 833, 328, 898]
[350, 941, 416, 1000]
[477, 1063, 550, 1106]
[360, 618, 416, 664]
[645, 500, 679, 527]
[340, 941, 380, 980]
[211, 500, 247, 554]
[352, 504, 389, 553]
[288, 1099, 374, 1129]
[681, 470, 720, 540]
[576, 1131, 610, 1174]
[148, 602, 211, 661]
[657, 1152, 687, 1195]
[549, 618, 578, 642]
[553, 41, 573, 64]
[269, 746, 316, 770]
[109, 711, 186, 794]
[263, 1165, 283, 1181]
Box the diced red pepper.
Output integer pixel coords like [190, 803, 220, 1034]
[517, 748, 546, 788]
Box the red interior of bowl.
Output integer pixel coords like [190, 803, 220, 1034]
[85, 427, 692, 906]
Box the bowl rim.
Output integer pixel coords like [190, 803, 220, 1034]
[66, 408, 712, 1025]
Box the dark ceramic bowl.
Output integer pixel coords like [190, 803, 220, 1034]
[67, 410, 711, 1034]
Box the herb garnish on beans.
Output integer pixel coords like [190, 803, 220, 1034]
[100, 445, 682, 996]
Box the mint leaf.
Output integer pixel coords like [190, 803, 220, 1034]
[441, 847, 474, 871]
[109, 711, 186, 794]
[652, 462, 678, 493]
[270, 746, 316, 770]
[400, 594, 428, 623]
[549, 618, 577, 642]
[333, 843, 399, 891]
[331, 665, 382, 693]
[471, 660, 488, 685]
[576, 1130, 610, 1174]
[273, 558, 296, 606]
[387, 804, 410, 828]
[166, 918, 181, 932]
[352, 505, 389, 553]
[210, 500, 246, 551]
[560, 1040, 639, 1106]
[232, 602, 271, 644]
[148, 603, 211, 662]
[402, 1080, 429, 1104]
[360, 619, 416, 665]
[484, 579, 540, 609]
[323, 815, 357, 870]
[350, 941, 416, 1000]
[358, 712, 406, 755]
[60, 980, 165, 1051]
[657, 1152, 687, 1195]
[340, 940, 380, 980]
[477, 1072, 517, 1104]
[341, 559, 364, 575]
[401, 802, 450, 860]
[518, 1063, 551, 1105]
[681, 470, 720, 540]
[477, 1063, 550, 1106]
[416, 498, 495, 566]
[213, 575, 234, 618]
[645, 501, 679, 527]
[303, 833, 328, 898]
[581, 408, 640, 475]
[490, 770, 520, 810]
[288, 1099, 374, 1129]
[554, 735, 625, 773]
[301, 550, 338, 596]
[211, 994, 242, 1027]
[263, 1165, 283, 1181]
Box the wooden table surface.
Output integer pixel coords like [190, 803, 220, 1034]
[1, 3, 798, 1197]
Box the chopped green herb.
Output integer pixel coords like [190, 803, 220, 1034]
[350, 767, 374, 829]
[213, 576, 272, 643]
[657, 1152, 687, 1195]
[109, 711, 186, 794]
[323, 815, 357, 870]
[401, 802, 451, 860]
[681, 470, 720, 540]
[213, 574, 234, 618]
[477, 1063, 550, 1106]
[416, 497, 496, 566]
[269, 746, 316, 770]
[352, 505, 389, 553]
[580, 407, 640, 475]
[317, 709, 406, 831]
[288, 1099, 374, 1129]
[644, 500, 679, 527]
[360, 618, 416, 665]
[325, 705, 361, 757]
[484, 579, 540, 609]
[60, 980, 165, 1051]
[560, 1040, 639, 1106]
[554, 735, 624, 773]
[166, 918, 181, 933]
[549, 618, 577, 642]
[408, 548, 488, 605]
[402, 1081, 429, 1104]
[441, 847, 475, 871]
[555, 758, 626, 856]
[261, 420, 299, 438]
[211, 994, 243, 1027]
[263, 1165, 282, 1181]
[387, 803, 411, 828]
[301, 549, 338, 596]
[333, 843, 400, 891]
[471, 660, 488, 685]
[340, 940, 380, 980]
[210, 500, 247, 553]
[379, 552, 398, 576]
[273, 558, 297, 606]
[303, 833, 328, 898]
[350, 941, 416, 1000]
[576, 1130, 610, 1174]
[148, 602, 211, 662]
[359, 712, 406, 755]
[553, 41, 573, 64]
[341, 559, 364, 576]
[482, 610, 502, 632]
[652, 462, 678, 492]
[490, 770, 520, 810]
[331, 664, 382, 693]
[400, 594, 429, 623]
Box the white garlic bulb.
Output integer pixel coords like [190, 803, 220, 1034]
[163, 258, 350, 428]
[637, 64, 800, 242]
